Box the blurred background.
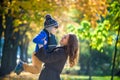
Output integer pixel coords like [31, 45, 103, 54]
[0, 0, 120, 80]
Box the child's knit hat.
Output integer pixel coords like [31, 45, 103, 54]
[44, 14, 58, 28]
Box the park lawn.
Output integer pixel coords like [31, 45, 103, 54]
[61, 74, 120, 80]
[0, 72, 120, 80]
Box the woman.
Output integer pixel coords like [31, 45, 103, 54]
[35, 33, 79, 80]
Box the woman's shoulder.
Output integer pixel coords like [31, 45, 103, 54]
[53, 46, 66, 53]
[53, 46, 64, 50]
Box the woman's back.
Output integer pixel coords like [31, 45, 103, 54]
[35, 47, 68, 80]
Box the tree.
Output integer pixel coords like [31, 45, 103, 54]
[107, 0, 120, 80]
[0, 10, 19, 76]
[69, 0, 108, 27]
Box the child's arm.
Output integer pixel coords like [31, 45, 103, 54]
[33, 30, 47, 45]
[38, 39, 47, 49]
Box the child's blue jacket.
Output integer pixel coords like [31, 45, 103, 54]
[33, 30, 48, 52]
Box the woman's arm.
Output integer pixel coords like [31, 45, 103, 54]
[33, 31, 47, 44]
[35, 47, 66, 63]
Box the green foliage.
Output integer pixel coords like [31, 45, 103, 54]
[107, 0, 120, 46]
[109, 0, 120, 27]
[66, 20, 111, 52]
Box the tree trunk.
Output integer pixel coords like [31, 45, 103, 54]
[84, 42, 92, 80]
[0, 0, 4, 56]
[88, 46, 92, 80]
[111, 25, 120, 80]
[23, 39, 29, 62]
[0, 15, 3, 59]
[0, 13, 18, 76]
[20, 36, 29, 62]
[85, 41, 92, 80]
[0, 16, 3, 38]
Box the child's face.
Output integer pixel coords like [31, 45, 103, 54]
[51, 27, 57, 34]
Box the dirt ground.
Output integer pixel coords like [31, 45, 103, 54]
[0, 72, 39, 80]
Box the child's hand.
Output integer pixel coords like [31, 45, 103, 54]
[44, 40, 47, 45]
[43, 37, 47, 45]
[38, 44, 43, 49]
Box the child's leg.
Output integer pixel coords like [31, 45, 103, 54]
[23, 52, 42, 74]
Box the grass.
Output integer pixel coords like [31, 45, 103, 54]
[61, 75, 120, 80]
[0, 72, 120, 80]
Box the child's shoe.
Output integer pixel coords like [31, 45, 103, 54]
[14, 60, 24, 75]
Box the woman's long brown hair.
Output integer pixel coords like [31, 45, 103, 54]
[65, 34, 79, 67]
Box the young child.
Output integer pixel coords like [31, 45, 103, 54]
[14, 14, 58, 75]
